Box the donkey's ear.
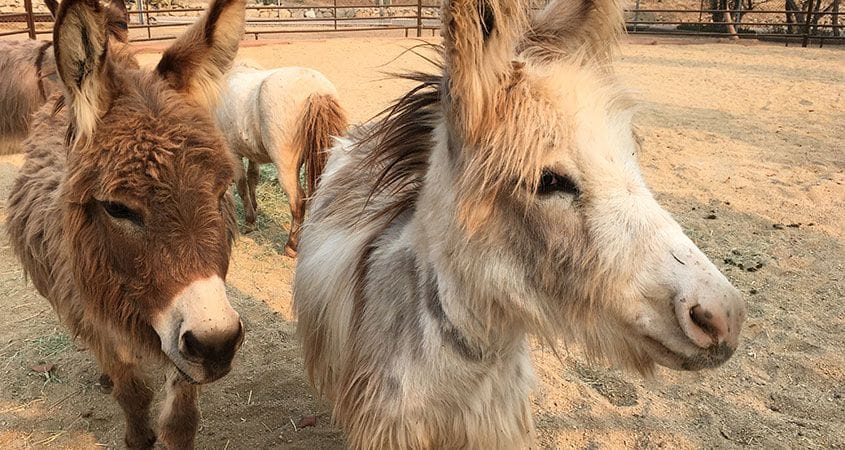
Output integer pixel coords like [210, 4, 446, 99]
[53, 0, 111, 143]
[44, 0, 59, 18]
[521, 0, 623, 63]
[442, 0, 526, 138]
[155, 0, 245, 110]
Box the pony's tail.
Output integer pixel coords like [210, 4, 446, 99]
[296, 93, 347, 198]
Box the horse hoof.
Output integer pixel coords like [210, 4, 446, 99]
[284, 246, 298, 258]
[242, 223, 256, 234]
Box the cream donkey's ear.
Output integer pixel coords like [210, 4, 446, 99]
[442, 0, 527, 141]
[155, 0, 245, 111]
[521, 0, 624, 63]
[53, 0, 111, 144]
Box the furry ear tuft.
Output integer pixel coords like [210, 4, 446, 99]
[520, 0, 624, 64]
[53, 0, 111, 145]
[442, 0, 526, 144]
[155, 0, 246, 111]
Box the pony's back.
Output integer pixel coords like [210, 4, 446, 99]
[218, 65, 338, 162]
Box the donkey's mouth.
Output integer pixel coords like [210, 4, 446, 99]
[641, 335, 735, 371]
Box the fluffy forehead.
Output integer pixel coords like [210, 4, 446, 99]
[77, 73, 234, 201]
[523, 61, 638, 163]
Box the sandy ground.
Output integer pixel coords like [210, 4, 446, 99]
[0, 36, 843, 449]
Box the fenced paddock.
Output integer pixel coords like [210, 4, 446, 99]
[0, 34, 843, 448]
[1, 0, 843, 45]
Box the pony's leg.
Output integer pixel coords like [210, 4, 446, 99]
[108, 361, 156, 449]
[246, 159, 260, 216]
[235, 158, 257, 231]
[158, 370, 200, 449]
[277, 159, 304, 257]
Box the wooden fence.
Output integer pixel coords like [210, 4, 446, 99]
[1, 0, 842, 47]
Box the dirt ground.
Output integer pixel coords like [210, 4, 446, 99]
[0, 36, 843, 449]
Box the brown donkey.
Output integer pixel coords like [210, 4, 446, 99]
[294, 0, 747, 447]
[0, 0, 128, 155]
[6, 0, 247, 447]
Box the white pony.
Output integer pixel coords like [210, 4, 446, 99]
[216, 60, 347, 256]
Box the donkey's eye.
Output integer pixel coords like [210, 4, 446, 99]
[101, 201, 144, 227]
[537, 170, 579, 196]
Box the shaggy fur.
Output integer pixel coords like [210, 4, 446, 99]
[215, 62, 347, 256]
[6, 0, 247, 447]
[0, 40, 56, 155]
[294, 0, 746, 448]
[0, 0, 128, 155]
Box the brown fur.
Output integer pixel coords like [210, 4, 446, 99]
[0, 40, 56, 155]
[0, 0, 129, 155]
[6, 0, 246, 447]
[297, 94, 346, 197]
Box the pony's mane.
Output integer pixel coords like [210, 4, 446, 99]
[352, 67, 443, 225]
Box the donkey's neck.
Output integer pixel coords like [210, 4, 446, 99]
[406, 126, 529, 357]
[416, 256, 527, 359]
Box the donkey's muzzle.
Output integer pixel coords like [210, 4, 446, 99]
[675, 287, 744, 352]
[179, 320, 244, 382]
[153, 275, 244, 384]
[665, 244, 747, 369]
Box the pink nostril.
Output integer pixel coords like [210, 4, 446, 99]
[689, 305, 729, 345]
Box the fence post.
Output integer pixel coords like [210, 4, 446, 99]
[23, 0, 36, 39]
[633, 0, 640, 32]
[417, 0, 422, 37]
[138, 0, 145, 25]
[734, 0, 742, 33]
[802, 0, 813, 47]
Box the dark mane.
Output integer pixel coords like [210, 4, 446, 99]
[354, 68, 443, 224]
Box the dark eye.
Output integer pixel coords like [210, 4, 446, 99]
[101, 201, 144, 227]
[537, 170, 579, 196]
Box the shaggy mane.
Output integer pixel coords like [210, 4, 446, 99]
[352, 67, 443, 224]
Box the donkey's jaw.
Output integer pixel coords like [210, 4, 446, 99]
[639, 334, 737, 371]
[152, 275, 243, 384]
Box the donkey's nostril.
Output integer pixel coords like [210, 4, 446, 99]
[687, 304, 730, 348]
[690, 305, 716, 335]
[180, 330, 206, 361]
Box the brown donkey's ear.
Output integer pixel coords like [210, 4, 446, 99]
[155, 0, 245, 111]
[48, 0, 127, 42]
[521, 0, 623, 63]
[442, 0, 526, 141]
[53, 0, 111, 145]
[44, 0, 59, 18]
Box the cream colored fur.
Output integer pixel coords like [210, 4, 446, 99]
[294, 0, 746, 448]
